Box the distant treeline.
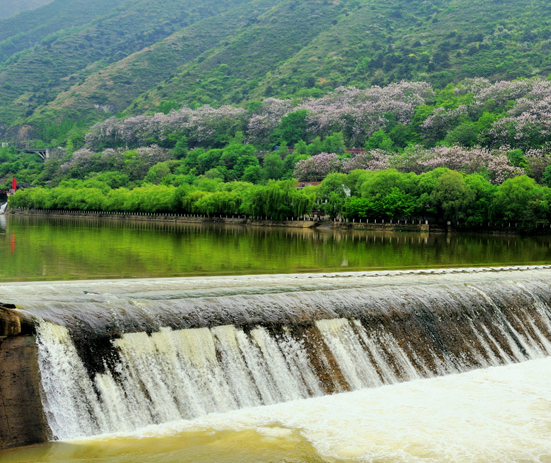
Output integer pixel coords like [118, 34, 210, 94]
[4, 78, 551, 193]
[6, 78, 551, 232]
[10, 168, 551, 231]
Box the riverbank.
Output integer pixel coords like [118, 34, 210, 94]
[10, 209, 551, 234]
[11, 209, 433, 232]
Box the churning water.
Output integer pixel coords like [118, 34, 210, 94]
[2, 358, 551, 463]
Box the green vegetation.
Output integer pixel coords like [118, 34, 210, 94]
[0, 0, 251, 131]
[0, 0, 124, 61]
[0, 0, 53, 20]
[139, 0, 551, 111]
[3, 0, 551, 233]
[10, 169, 551, 231]
[3, 75, 551, 232]
[1, 0, 551, 140]
[31, 0, 276, 131]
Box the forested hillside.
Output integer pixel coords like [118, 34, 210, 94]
[4, 0, 551, 230]
[0, 0, 53, 19]
[0, 0, 251, 136]
[0, 0, 127, 62]
[1, 0, 551, 143]
[137, 0, 551, 110]
[6, 76, 551, 230]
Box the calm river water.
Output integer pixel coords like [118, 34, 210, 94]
[2, 214, 551, 463]
[2, 214, 551, 281]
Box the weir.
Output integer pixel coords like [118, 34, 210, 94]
[1, 267, 551, 448]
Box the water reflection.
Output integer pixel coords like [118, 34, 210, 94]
[1, 215, 551, 282]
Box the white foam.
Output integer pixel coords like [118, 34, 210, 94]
[112, 357, 551, 463]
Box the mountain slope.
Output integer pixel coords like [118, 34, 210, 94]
[2, 0, 551, 143]
[28, 0, 276, 127]
[131, 0, 347, 111]
[135, 0, 551, 110]
[0, 0, 53, 19]
[255, 0, 551, 94]
[0, 0, 127, 62]
[0, 0, 249, 129]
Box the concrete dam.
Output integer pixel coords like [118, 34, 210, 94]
[1, 267, 551, 449]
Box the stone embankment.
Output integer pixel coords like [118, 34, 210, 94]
[14, 209, 432, 232]
[16, 209, 551, 233]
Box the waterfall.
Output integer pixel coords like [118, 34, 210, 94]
[0, 202, 7, 214]
[21, 268, 551, 440]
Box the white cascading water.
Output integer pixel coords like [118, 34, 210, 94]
[35, 308, 551, 441]
[0, 202, 7, 214]
[37, 322, 335, 439]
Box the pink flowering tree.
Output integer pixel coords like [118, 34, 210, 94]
[297, 81, 434, 146]
[339, 146, 523, 184]
[342, 150, 392, 172]
[293, 153, 343, 181]
[86, 106, 248, 150]
[390, 145, 523, 183]
[246, 98, 293, 145]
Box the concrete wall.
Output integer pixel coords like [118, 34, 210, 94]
[0, 307, 49, 450]
[0, 335, 49, 449]
[15, 210, 437, 232]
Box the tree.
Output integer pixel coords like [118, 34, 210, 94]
[294, 140, 307, 154]
[543, 165, 551, 188]
[365, 130, 394, 151]
[430, 171, 474, 223]
[93, 171, 130, 189]
[306, 137, 324, 156]
[463, 173, 497, 227]
[220, 143, 257, 179]
[294, 153, 342, 181]
[389, 124, 416, 148]
[144, 161, 181, 184]
[197, 149, 223, 174]
[271, 110, 309, 145]
[322, 132, 346, 154]
[360, 170, 418, 219]
[170, 137, 188, 159]
[322, 192, 345, 220]
[506, 149, 527, 168]
[242, 165, 263, 183]
[444, 121, 478, 147]
[263, 153, 285, 180]
[346, 197, 374, 219]
[493, 175, 548, 228]
[360, 169, 417, 199]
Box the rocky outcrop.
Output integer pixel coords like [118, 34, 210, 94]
[0, 305, 48, 450]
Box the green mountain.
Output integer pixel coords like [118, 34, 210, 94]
[136, 0, 551, 109]
[31, 0, 276, 125]
[1, 0, 551, 143]
[0, 0, 53, 19]
[0, 0, 252, 137]
[0, 0, 127, 62]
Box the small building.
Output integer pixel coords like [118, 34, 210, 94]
[296, 181, 322, 189]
